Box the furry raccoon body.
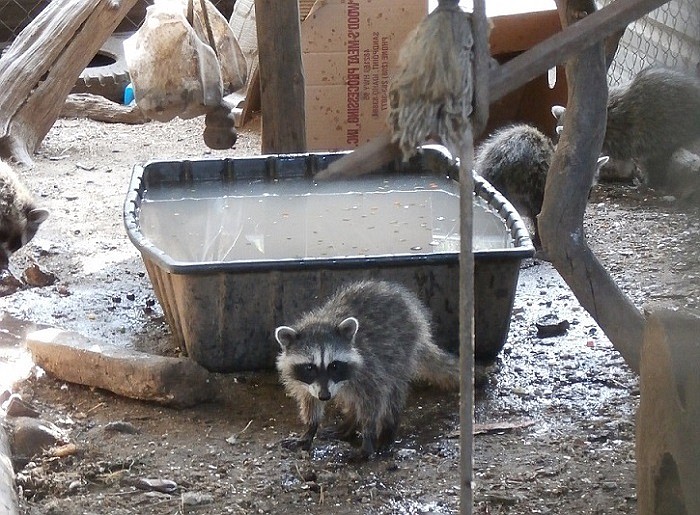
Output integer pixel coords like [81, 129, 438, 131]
[275, 280, 459, 457]
[0, 162, 49, 269]
[605, 67, 700, 186]
[475, 123, 608, 250]
[474, 124, 554, 248]
[553, 67, 700, 187]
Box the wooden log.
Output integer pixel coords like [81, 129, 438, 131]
[637, 308, 700, 515]
[254, 0, 306, 153]
[61, 93, 150, 124]
[0, 0, 139, 165]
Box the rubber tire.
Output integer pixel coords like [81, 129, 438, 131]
[72, 33, 131, 104]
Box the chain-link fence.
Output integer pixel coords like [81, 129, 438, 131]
[598, 0, 700, 86]
[0, 0, 237, 43]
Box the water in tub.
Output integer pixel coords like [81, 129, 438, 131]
[138, 175, 513, 263]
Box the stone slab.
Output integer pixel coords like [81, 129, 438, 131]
[25, 328, 219, 409]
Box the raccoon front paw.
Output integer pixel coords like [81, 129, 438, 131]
[317, 422, 359, 443]
[347, 448, 373, 463]
[280, 436, 313, 451]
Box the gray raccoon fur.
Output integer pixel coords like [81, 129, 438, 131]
[474, 124, 553, 248]
[552, 67, 700, 187]
[475, 123, 608, 249]
[274, 280, 459, 458]
[0, 161, 49, 269]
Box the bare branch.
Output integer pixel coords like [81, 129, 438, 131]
[538, 0, 645, 373]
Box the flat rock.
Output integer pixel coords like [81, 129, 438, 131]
[25, 328, 219, 408]
[8, 416, 66, 467]
[4, 395, 40, 418]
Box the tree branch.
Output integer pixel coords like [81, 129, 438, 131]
[538, 0, 645, 373]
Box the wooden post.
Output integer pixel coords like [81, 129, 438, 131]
[459, 4, 488, 514]
[637, 308, 700, 515]
[0, 0, 139, 165]
[254, 0, 306, 154]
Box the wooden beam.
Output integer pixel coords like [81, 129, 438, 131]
[254, 0, 306, 153]
[489, 0, 672, 102]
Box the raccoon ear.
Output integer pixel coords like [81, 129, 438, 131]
[275, 326, 298, 349]
[27, 208, 49, 227]
[551, 105, 566, 121]
[596, 156, 610, 169]
[337, 317, 359, 341]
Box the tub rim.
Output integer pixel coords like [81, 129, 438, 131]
[123, 146, 535, 275]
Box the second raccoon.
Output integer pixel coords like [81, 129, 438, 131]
[552, 66, 700, 187]
[474, 123, 607, 249]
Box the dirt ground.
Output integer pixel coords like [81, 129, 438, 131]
[0, 115, 698, 514]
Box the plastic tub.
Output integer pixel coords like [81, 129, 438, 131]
[124, 147, 534, 372]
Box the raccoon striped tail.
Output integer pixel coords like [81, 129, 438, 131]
[414, 342, 461, 390]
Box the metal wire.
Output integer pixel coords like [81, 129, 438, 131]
[0, 0, 237, 43]
[598, 0, 700, 85]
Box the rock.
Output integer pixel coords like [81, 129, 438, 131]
[4, 395, 40, 418]
[103, 421, 139, 434]
[535, 314, 570, 338]
[130, 477, 178, 494]
[0, 269, 23, 297]
[181, 491, 214, 506]
[8, 417, 67, 468]
[25, 328, 220, 408]
[21, 264, 57, 287]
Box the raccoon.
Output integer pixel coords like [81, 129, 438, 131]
[475, 123, 608, 250]
[274, 280, 459, 458]
[0, 161, 49, 269]
[552, 67, 700, 187]
[474, 124, 554, 249]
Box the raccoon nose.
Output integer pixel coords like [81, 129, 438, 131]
[318, 389, 331, 401]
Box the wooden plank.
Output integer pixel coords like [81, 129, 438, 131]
[0, 422, 18, 515]
[489, 0, 673, 102]
[254, 0, 306, 153]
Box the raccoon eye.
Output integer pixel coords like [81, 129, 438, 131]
[292, 363, 317, 385]
[327, 361, 351, 382]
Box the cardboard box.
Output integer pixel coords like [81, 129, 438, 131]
[301, 0, 427, 151]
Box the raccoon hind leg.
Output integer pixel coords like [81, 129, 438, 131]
[376, 386, 408, 451]
[639, 152, 672, 189]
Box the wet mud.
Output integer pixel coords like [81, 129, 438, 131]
[1, 117, 697, 514]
